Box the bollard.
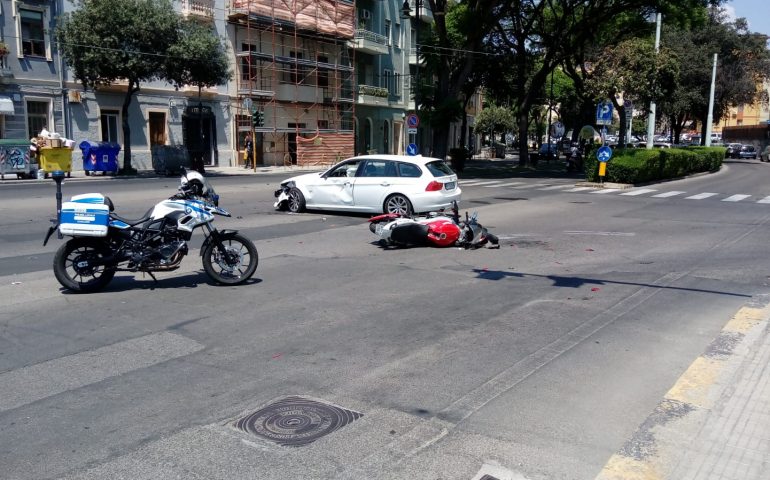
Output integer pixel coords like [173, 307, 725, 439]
[51, 170, 66, 239]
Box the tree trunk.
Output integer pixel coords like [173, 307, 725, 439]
[517, 112, 529, 166]
[120, 82, 138, 173]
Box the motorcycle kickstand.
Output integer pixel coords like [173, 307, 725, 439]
[141, 270, 159, 289]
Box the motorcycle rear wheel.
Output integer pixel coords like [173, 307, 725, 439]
[53, 238, 116, 293]
[202, 233, 258, 285]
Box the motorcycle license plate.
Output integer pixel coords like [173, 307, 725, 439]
[444, 181, 456, 190]
[375, 223, 384, 236]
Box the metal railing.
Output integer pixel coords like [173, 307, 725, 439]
[182, 0, 214, 18]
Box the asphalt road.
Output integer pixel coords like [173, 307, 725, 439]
[1, 159, 769, 479]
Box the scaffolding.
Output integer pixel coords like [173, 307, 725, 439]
[227, 0, 356, 167]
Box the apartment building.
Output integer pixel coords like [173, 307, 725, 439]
[0, 0, 480, 170]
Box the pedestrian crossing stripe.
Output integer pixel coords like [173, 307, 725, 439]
[459, 179, 768, 203]
[484, 181, 524, 187]
[686, 192, 718, 200]
[651, 191, 686, 198]
[620, 188, 657, 196]
[722, 194, 751, 202]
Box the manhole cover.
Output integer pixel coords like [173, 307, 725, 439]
[234, 396, 363, 447]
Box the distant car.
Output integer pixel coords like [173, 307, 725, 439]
[738, 144, 758, 159]
[537, 143, 559, 160]
[760, 145, 770, 162]
[273, 154, 461, 215]
[725, 143, 742, 158]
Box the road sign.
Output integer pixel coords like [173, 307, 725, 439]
[407, 114, 420, 128]
[596, 145, 613, 162]
[407, 128, 417, 135]
[596, 100, 613, 126]
[624, 101, 634, 121]
[406, 143, 418, 156]
[550, 121, 565, 138]
[242, 98, 252, 113]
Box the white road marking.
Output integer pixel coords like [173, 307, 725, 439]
[685, 192, 719, 200]
[651, 191, 686, 198]
[484, 181, 524, 187]
[511, 183, 548, 189]
[459, 180, 502, 186]
[590, 189, 622, 194]
[566, 186, 597, 192]
[722, 194, 751, 202]
[538, 185, 573, 191]
[757, 196, 770, 204]
[620, 188, 657, 196]
[565, 231, 635, 236]
[0, 332, 203, 412]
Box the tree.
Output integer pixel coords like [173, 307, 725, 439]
[57, 0, 180, 173]
[585, 37, 679, 145]
[661, 9, 770, 143]
[474, 104, 515, 146]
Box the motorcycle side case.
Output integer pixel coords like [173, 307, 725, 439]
[390, 223, 430, 246]
[59, 193, 110, 237]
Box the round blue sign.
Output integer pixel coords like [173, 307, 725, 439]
[596, 146, 613, 162]
[406, 143, 418, 156]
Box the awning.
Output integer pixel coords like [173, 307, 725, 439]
[0, 97, 15, 115]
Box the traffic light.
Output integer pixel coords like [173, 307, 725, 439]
[252, 110, 264, 128]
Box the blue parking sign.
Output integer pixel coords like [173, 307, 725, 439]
[596, 100, 613, 126]
[406, 143, 418, 156]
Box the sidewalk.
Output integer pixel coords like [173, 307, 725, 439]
[596, 297, 770, 480]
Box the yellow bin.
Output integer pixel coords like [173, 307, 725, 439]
[39, 147, 73, 177]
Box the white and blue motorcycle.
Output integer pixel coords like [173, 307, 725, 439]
[44, 169, 258, 293]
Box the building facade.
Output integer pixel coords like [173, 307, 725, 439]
[0, 0, 481, 171]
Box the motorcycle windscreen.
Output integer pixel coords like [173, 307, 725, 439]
[390, 223, 430, 246]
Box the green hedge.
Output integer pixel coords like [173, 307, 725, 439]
[584, 146, 724, 183]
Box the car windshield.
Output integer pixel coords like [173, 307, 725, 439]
[426, 160, 454, 177]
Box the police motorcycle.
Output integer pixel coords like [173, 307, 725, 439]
[44, 169, 258, 293]
[368, 201, 499, 249]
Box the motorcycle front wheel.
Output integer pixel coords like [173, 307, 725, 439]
[53, 238, 116, 293]
[202, 233, 258, 285]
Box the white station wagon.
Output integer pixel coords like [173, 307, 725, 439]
[274, 155, 462, 215]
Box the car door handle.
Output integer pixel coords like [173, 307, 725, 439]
[380, 182, 391, 186]
[344, 181, 351, 186]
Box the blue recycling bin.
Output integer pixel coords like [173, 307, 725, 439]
[80, 140, 120, 175]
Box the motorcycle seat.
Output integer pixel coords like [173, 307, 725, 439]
[110, 207, 154, 226]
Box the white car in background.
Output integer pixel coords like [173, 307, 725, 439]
[274, 155, 461, 215]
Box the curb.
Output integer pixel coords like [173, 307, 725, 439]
[595, 297, 770, 479]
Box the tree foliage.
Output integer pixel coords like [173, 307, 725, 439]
[57, 0, 231, 173]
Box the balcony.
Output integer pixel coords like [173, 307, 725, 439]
[348, 29, 389, 56]
[181, 0, 214, 19]
[0, 52, 13, 80]
[404, 0, 434, 23]
[357, 84, 389, 106]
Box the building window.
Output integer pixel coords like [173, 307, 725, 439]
[100, 110, 120, 143]
[289, 51, 305, 84]
[383, 69, 391, 90]
[394, 24, 401, 48]
[394, 73, 402, 96]
[148, 112, 167, 147]
[385, 20, 392, 46]
[20, 9, 46, 57]
[317, 55, 329, 87]
[26, 100, 49, 139]
[318, 120, 329, 129]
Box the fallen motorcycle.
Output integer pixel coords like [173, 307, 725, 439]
[44, 169, 258, 293]
[368, 201, 498, 249]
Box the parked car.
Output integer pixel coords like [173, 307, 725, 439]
[537, 143, 559, 160]
[760, 145, 770, 162]
[738, 144, 758, 159]
[725, 143, 743, 158]
[273, 155, 461, 215]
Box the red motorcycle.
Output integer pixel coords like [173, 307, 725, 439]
[368, 201, 498, 249]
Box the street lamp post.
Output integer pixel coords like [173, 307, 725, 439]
[646, 12, 661, 149]
[401, 0, 421, 113]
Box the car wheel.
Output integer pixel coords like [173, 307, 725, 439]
[287, 187, 306, 213]
[384, 194, 412, 216]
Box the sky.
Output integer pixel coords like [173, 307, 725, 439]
[723, 0, 770, 37]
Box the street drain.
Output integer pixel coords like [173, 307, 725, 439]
[234, 396, 363, 447]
